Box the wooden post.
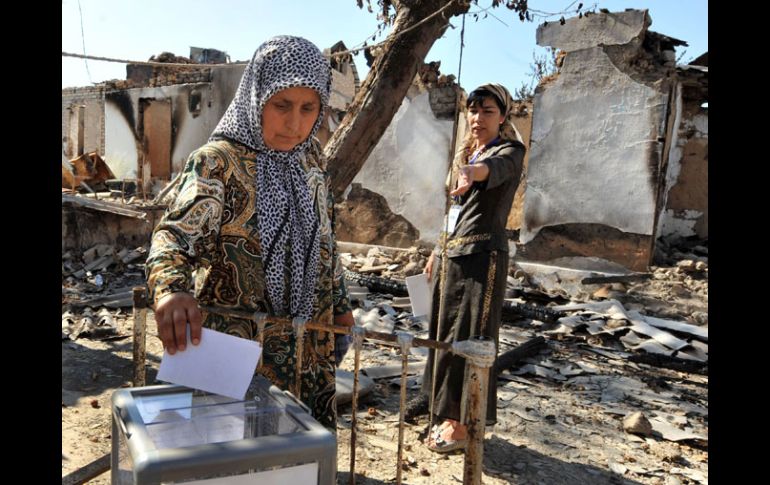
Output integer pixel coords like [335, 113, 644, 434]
[453, 337, 496, 485]
[349, 326, 365, 485]
[132, 286, 148, 387]
[395, 332, 414, 485]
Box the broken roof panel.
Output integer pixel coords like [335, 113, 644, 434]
[536, 9, 651, 51]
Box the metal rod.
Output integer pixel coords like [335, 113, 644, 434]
[199, 306, 496, 485]
[201, 307, 452, 352]
[132, 287, 148, 387]
[349, 326, 365, 485]
[396, 332, 414, 485]
[431, 89, 459, 436]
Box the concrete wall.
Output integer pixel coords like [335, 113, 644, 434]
[64, 52, 356, 189]
[518, 9, 678, 271]
[104, 83, 222, 178]
[351, 91, 454, 245]
[521, 45, 666, 242]
[102, 65, 245, 181]
[506, 101, 534, 230]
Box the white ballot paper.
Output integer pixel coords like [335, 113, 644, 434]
[157, 327, 262, 400]
[405, 273, 431, 318]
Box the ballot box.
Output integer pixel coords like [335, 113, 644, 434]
[111, 375, 335, 484]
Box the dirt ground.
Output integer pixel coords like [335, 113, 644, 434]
[62, 247, 707, 484]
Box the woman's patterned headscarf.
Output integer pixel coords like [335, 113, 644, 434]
[473, 83, 524, 144]
[211, 35, 331, 320]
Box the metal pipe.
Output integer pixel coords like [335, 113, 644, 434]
[203, 307, 451, 351]
[132, 287, 148, 387]
[291, 317, 307, 398]
[452, 337, 496, 485]
[203, 306, 496, 484]
[349, 325, 365, 485]
[395, 331, 414, 485]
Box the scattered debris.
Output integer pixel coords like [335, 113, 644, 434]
[63, 234, 707, 484]
[62, 152, 115, 191]
[623, 411, 653, 437]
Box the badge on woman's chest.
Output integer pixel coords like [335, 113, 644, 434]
[447, 205, 462, 234]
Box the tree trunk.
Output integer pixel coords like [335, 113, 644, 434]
[324, 0, 469, 199]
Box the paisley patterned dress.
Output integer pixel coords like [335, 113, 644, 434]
[146, 137, 351, 429]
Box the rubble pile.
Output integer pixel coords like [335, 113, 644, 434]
[62, 243, 148, 341]
[340, 245, 432, 280]
[63, 237, 709, 484]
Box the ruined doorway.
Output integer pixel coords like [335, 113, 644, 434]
[139, 98, 172, 195]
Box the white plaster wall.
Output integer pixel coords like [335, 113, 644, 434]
[170, 67, 243, 173]
[170, 86, 221, 174]
[353, 92, 453, 244]
[105, 87, 177, 179]
[521, 47, 667, 243]
[658, 209, 702, 237]
[691, 113, 708, 136]
[104, 102, 138, 179]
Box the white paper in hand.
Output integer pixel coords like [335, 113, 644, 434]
[157, 327, 262, 400]
[405, 273, 431, 318]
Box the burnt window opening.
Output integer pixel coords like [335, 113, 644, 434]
[189, 90, 202, 118]
[67, 104, 87, 158]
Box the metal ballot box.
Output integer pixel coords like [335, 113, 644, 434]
[111, 375, 335, 484]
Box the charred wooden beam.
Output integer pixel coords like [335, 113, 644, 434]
[61, 453, 110, 485]
[581, 273, 652, 284]
[493, 336, 547, 374]
[502, 301, 565, 323]
[344, 269, 408, 296]
[628, 352, 708, 375]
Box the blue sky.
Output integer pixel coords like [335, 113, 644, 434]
[62, 0, 707, 93]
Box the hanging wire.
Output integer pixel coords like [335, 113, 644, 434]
[429, 7, 468, 443]
[457, 12, 466, 86]
[63, 0, 461, 69]
[76, 0, 93, 84]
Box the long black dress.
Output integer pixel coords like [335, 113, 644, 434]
[421, 139, 525, 424]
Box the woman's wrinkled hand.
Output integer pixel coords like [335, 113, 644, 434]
[154, 292, 202, 355]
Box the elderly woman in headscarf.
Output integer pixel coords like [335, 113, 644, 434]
[415, 83, 526, 452]
[146, 35, 353, 429]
